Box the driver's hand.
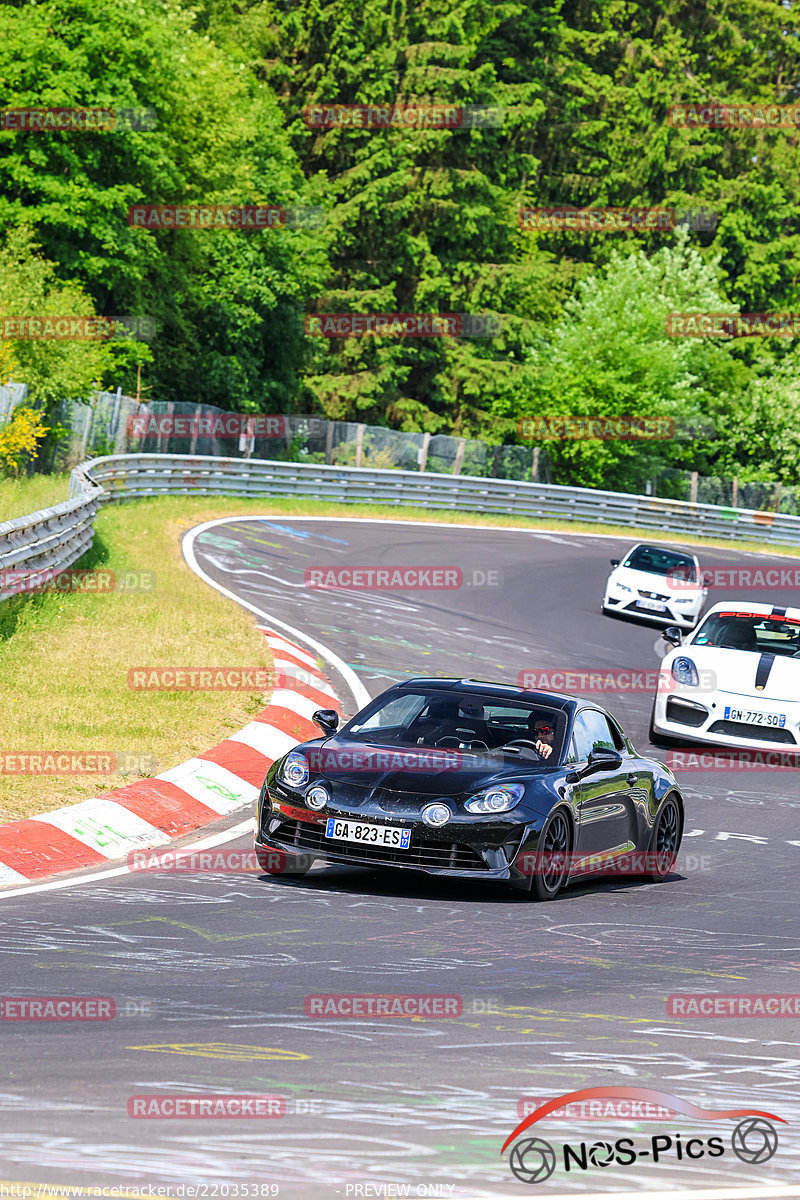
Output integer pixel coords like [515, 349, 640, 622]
[536, 739, 553, 759]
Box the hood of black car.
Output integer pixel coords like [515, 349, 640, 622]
[304, 737, 551, 797]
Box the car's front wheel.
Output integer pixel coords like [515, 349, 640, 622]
[645, 794, 682, 881]
[527, 809, 571, 901]
[256, 847, 311, 879]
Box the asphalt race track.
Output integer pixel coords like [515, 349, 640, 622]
[3, 516, 800, 1197]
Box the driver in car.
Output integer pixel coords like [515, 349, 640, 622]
[528, 714, 555, 760]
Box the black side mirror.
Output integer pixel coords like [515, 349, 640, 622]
[588, 747, 622, 771]
[566, 747, 622, 783]
[610, 558, 620, 567]
[312, 708, 339, 735]
[663, 626, 683, 647]
[702, 571, 713, 587]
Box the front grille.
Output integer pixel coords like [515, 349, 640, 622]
[706, 720, 797, 745]
[638, 588, 670, 601]
[270, 818, 489, 872]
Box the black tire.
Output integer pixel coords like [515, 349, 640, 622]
[256, 848, 311, 879]
[645, 794, 683, 881]
[527, 809, 572, 901]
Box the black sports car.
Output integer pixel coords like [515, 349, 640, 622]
[254, 678, 684, 899]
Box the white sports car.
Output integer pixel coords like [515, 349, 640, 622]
[650, 601, 800, 750]
[602, 543, 708, 629]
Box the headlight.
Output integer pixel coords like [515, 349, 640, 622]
[615, 582, 631, 593]
[280, 750, 309, 788]
[675, 596, 698, 605]
[465, 783, 525, 814]
[671, 656, 699, 687]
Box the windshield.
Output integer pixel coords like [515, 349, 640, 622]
[623, 545, 697, 582]
[339, 690, 568, 763]
[691, 611, 800, 657]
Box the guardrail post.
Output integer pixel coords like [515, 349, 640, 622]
[418, 431, 431, 472]
[355, 424, 366, 469]
[531, 447, 539, 482]
[773, 481, 782, 511]
[453, 438, 466, 476]
[490, 445, 501, 478]
[731, 476, 738, 507]
[325, 421, 334, 465]
[690, 471, 698, 503]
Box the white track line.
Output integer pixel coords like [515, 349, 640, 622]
[183, 516, 370, 708]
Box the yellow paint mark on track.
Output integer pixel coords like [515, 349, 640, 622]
[128, 1042, 309, 1061]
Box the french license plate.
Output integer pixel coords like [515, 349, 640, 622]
[325, 817, 411, 849]
[639, 598, 666, 612]
[724, 707, 786, 727]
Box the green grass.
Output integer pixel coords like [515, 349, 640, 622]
[0, 471, 72, 523]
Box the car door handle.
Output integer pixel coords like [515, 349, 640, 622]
[626, 773, 637, 786]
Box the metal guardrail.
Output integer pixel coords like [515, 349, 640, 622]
[0, 480, 103, 600]
[1, 451, 798, 602]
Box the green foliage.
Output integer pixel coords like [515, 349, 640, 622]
[2, 0, 800, 487]
[0, 0, 323, 409]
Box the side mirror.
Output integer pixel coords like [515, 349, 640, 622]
[566, 747, 622, 783]
[609, 558, 620, 567]
[702, 571, 713, 587]
[663, 626, 683, 647]
[312, 708, 339, 735]
[587, 747, 622, 771]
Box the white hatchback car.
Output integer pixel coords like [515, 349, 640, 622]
[650, 601, 800, 750]
[602, 543, 708, 630]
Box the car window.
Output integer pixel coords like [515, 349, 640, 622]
[566, 710, 619, 763]
[353, 693, 427, 730]
[623, 546, 696, 581]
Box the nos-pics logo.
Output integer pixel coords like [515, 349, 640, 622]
[501, 1087, 784, 1185]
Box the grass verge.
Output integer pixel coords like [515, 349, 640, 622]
[0, 471, 71, 523]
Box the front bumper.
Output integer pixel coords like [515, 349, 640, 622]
[652, 685, 800, 749]
[604, 588, 702, 629]
[255, 797, 540, 882]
